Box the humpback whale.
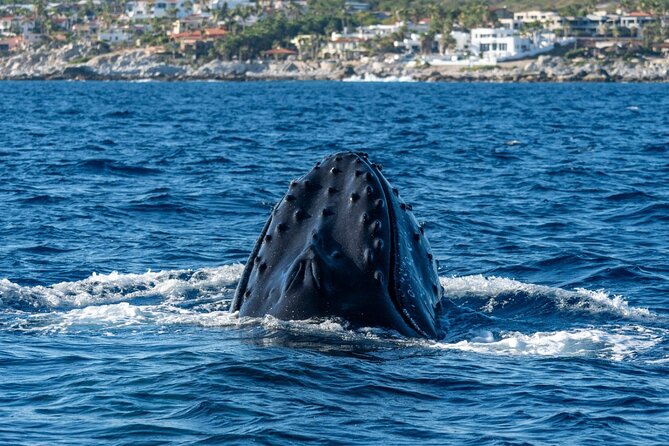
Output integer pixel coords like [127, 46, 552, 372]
[232, 152, 443, 338]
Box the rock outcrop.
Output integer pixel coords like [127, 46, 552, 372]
[1, 43, 668, 82]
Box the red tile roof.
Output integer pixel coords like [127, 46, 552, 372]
[263, 48, 297, 55]
[171, 30, 202, 40]
[204, 28, 227, 38]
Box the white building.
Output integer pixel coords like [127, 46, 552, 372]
[620, 12, 654, 29]
[449, 30, 471, 52]
[0, 16, 18, 35]
[321, 31, 368, 60]
[470, 27, 559, 62]
[208, 0, 255, 9]
[345, 1, 370, 12]
[125, 0, 193, 21]
[98, 26, 132, 43]
[507, 10, 563, 31]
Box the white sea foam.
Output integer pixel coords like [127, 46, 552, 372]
[0, 264, 244, 309]
[7, 300, 665, 362]
[342, 74, 416, 83]
[2, 267, 663, 361]
[432, 326, 664, 361]
[440, 275, 653, 319]
[2, 268, 650, 321]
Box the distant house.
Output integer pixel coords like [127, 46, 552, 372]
[620, 12, 654, 29]
[290, 34, 319, 59]
[98, 26, 132, 44]
[203, 27, 227, 39]
[50, 16, 71, 32]
[72, 21, 101, 39]
[321, 31, 369, 60]
[345, 1, 370, 12]
[208, 0, 255, 9]
[511, 10, 563, 31]
[492, 7, 514, 20]
[394, 33, 421, 53]
[0, 16, 19, 36]
[564, 15, 599, 36]
[0, 36, 25, 54]
[170, 27, 227, 56]
[256, 0, 307, 11]
[19, 17, 35, 37]
[126, 0, 193, 21]
[470, 27, 560, 61]
[171, 15, 208, 35]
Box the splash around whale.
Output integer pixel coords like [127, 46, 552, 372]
[232, 152, 444, 338]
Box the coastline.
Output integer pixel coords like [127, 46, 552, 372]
[2, 43, 669, 83]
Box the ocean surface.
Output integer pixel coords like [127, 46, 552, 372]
[1, 81, 668, 445]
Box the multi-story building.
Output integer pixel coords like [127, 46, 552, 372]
[620, 11, 654, 29]
[125, 0, 193, 21]
[513, 10, 562, 30]
[470, 27, 558, 61]
[0, 16, 19, 36]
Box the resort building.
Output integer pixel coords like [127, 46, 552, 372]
[345, 1, 370, 12]
[125, 0, 193, 21]
[513, 10, 562, 30]
[470, 27, 559, 61]
[170, 27, 227, 56]
[98, 26, 132, 44]
[620, 12, 654, 29]
[171, 15, 210, 35]
[0, 35, 24, 54]
[321, 30, 370, 60]
[256, 0, 308, 11]
[208, 0, 255, 9]
[0, 16, 18, 36]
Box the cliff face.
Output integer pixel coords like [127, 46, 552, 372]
[1, 43, 668, 82]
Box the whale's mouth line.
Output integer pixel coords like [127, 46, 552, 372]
[356, 154, 425, 337]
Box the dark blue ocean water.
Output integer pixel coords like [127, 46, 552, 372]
[1, 81, 668, 445]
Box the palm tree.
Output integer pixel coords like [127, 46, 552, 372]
[420, 31, 434, 55]
[439, 19, 454, 55]
[620, 0, 637, 13]
[32, 0, 47, 33]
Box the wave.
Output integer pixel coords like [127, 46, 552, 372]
[432, 326, 664, 361]
[17, 194, 66, 205]
[6, 303, 663, 362]
[440, 274, 653, 320]
[0, 265, 244, 311]
[1, 267, 652, 319]
[1, 267, 664, 361]
[342, 74, 416, 83]
[76, 159, 162, 176]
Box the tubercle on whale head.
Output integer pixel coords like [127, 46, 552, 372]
[232, 151, 442, 339]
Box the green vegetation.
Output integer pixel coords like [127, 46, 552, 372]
[68, 55, 91, 64]
[1, 0, 668, 60]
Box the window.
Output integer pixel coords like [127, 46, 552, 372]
[480, 43, 490, 52]
[499, 43, 507, 51]
[492, 43, 497, 50]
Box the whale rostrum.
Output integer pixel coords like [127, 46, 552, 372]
[232, 151, 443, 338]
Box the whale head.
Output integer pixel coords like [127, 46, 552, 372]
[232, 152, 442, 338]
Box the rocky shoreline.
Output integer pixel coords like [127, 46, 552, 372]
[2, 43, 668, 82]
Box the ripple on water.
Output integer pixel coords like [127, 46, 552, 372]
[0, 82, 668, 445]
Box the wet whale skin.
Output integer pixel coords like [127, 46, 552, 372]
[232, 152, 443, 338]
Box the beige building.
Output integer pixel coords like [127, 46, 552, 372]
[512, 11, 563, 30]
